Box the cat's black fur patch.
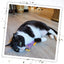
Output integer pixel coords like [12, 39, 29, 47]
[18, 20, 50, 30]
[18, 26, 35, 37]
[47, 32, 51, 35]
[34, 38, 41, 42]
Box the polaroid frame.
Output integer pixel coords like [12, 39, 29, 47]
[2, 1, 62, 62]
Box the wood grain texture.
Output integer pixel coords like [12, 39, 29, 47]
[5, 12, 58, 60]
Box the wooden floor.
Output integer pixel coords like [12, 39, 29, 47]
[5, 12, 58, 60]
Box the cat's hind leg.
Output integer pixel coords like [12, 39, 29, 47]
[47, 32, 54, 39]
[47, 29, 57, 40]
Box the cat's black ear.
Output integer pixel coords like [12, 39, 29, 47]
[13, 33, 19, 40]
[13, 33, 17, 38]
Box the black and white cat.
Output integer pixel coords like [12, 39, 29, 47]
[6, 20, 57, 52]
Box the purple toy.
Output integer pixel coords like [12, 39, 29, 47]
[26, 41, 35, 48]
[18, 41, 36, 52]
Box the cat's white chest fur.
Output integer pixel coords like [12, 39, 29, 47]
[17, 31, 34, 45]
[40, 30, 47, 37]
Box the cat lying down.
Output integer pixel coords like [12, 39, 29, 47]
[6, 20, 57, 52]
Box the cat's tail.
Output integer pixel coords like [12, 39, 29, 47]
[47, 27, 57, 40]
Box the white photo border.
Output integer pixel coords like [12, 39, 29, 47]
[2, 1, 63, 62]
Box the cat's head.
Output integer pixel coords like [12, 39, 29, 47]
[5, 33, 25, 52]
